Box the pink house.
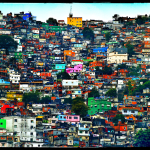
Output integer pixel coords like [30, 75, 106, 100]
[66, 64, 83, 74]
[66, 115, 80, 123]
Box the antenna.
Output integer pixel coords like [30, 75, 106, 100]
[69, 5, 73, 18]
[70, 6, 72, 14]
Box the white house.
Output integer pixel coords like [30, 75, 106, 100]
[9, 71, 21, 84]
[122, 108, 138, 116]
[2, 116, 37, 142]
[62, 80, 79, 87]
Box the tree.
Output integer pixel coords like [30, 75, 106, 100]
[105, 32, 111, 42]
[105, 88, 117, 97]
[74, 74, 78, 79]
[63, 97, 72, 104]
[128, 80, 133, 96]
[57, 71, 71, 80]
[86, 61, 92, 67]
[46, 17, 58, 26]
[71, 97, 89, 117]
[22, 91, 41, 108]
[125, 41, 135, 58]
[41, 96, 51, 104]
[112, 114, 125, 126]
[88, 87, 100, 98]
[116, 64, 127, 70]
[9, 57, 17, 67]
[133, 128, 150, 147]
[0, 35, 18, 55]
[36, 21, 44, 26]
[120, 40, 125, 47]
[82, 27, 94, 42]
[112, 14, 119, 20]
[103, 66, 113, 75]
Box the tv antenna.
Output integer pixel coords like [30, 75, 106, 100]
[69, 6, 73, 18]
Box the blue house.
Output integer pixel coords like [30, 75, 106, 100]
[58, 114, 66, 121]
[92, 47, 108, 53]
[23, 13, 31, 21]
[55, 64, 66, 70]
[0, 79, 10, 85]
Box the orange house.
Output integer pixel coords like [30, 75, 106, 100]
[42, 106, 51, 112]
[40, 72, 51, 78]
[51, 97, 56, 101]
[43, 86, 54, 91]
[64, 50, 75, 60]
[125, 114, 136, 121]
[89, 61, 104, 68]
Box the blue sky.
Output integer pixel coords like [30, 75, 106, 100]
[0, 3, 150, 23]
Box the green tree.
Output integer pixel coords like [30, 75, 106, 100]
[133, 128, 150, 147]
[88, 87, 100, 98]
[36, 21, 44, 26]
[63, 97, 72, 104]
[105, 88, 117, 97]
[120, 40, 125, 47]
[71, 97, 89, 117]
[46, 17, 58, 26]
[112, 114, 125, 126]
[128, 80, 133, 96]
[82, 27, 94, 42]
[105, 32, 111, 42]
[41, 96, 51, 104]
[57, 71, 71, 79]
[86, 61, 92, 67]
[22, 91, 41, 108]
[103, 66, 113, 75]
[112, 14, 119, 20]
[9, 57, 17, 67]
[125, 41, 135, 58]
[0, 35, 18, 55]
[116, 64, 127, 70]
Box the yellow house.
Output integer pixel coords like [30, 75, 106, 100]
[67, 17, 82, 27]
[6, 91, 23, 101]
[36, 115, 44, 126]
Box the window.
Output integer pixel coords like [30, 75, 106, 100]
[79, 131, 82, 133]
[30, 126, 33, 129]
[38, 145, 40, 147]
[14, 119, 17, 122]
[69, 117, 72, 119]
[2, 143, 5, 146]
[52, 120, 55, 123]
[85, 131, 88, 134]
[14, 125, 17, 128]
[30, 132, 33, 135]
[131, 110, 135, 113]
[31, 120, 34, 123]
[0, 122, 3, 125]
[124, 110, 127, 113]
[74, 117, 78, 119]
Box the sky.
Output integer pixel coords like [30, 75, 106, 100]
[0, 3, 150, 23]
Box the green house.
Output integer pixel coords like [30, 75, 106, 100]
[14, 52, 23, 60]
[49, 26, 66, 33]
[101, 30, 112, 34]
[55, 64, 66, 70]
[0, 119, 6, 129]
[88, 97, 111, 115]
[42, 23, 49, 31]
[33, 34, 39, 39]
[26, 51, 34, 58]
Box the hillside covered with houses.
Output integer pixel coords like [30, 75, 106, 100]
[0, 11, 149, 147]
